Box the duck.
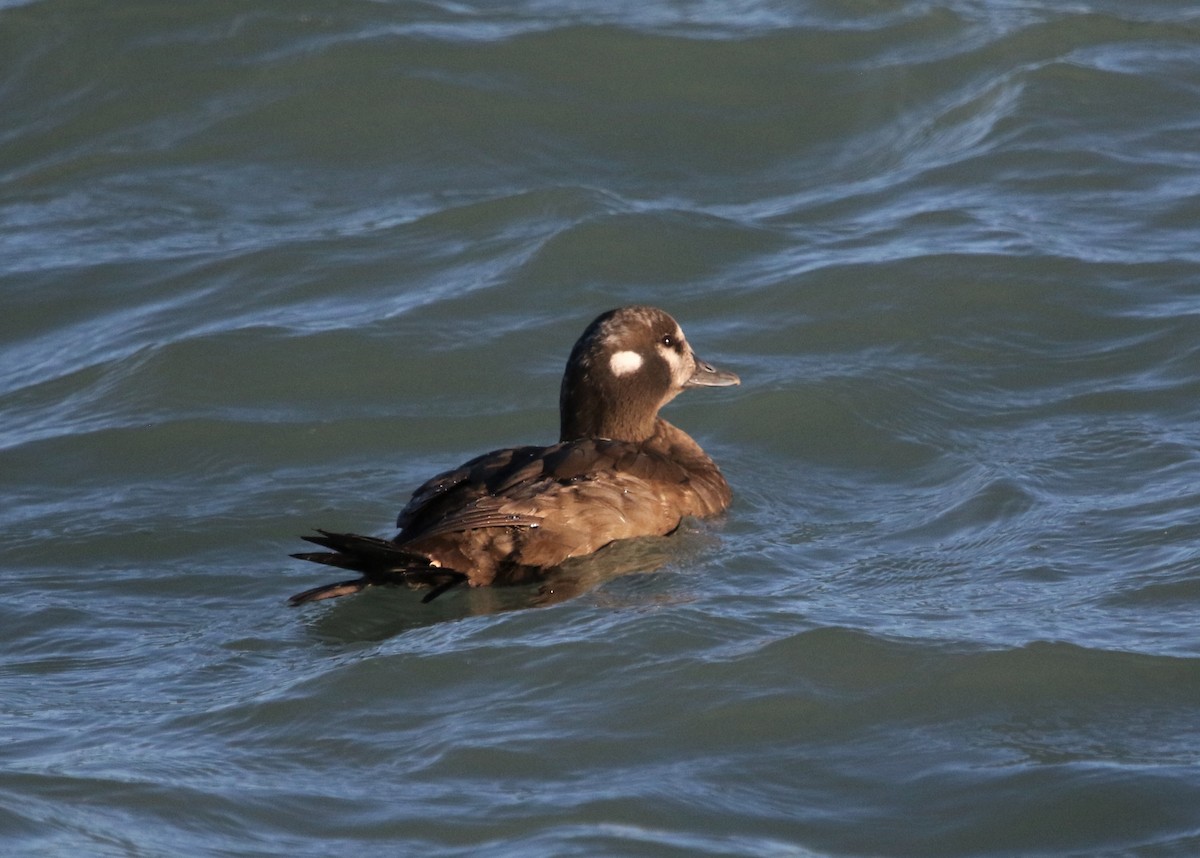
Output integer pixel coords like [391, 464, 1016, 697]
[288, 305, 739, 605]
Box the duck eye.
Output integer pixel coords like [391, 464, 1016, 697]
[661, 335, 673, 348]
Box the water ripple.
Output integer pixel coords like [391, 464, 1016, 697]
[5, 0, 1200, 854]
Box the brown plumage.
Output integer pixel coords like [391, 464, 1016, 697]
[288, 305, 739, 605]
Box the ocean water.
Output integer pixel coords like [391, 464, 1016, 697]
[3, 0, 1200, 855]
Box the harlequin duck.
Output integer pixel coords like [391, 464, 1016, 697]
[288, 305, 739, 605]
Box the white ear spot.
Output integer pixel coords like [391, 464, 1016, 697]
[609, 349, 643, 376]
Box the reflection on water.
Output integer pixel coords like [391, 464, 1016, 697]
[302, 528, 719, 643]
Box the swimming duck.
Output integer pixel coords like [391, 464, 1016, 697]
[288, 305, 739, 605]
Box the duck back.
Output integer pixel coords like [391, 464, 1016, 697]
[395, 419, 731, 586]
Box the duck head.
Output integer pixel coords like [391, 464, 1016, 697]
[559, 306, 739, 443]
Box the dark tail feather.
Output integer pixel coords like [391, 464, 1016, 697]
[288, 530, 467, 606]
[418, 571, 469, 603]
[299, 530, 430, 567]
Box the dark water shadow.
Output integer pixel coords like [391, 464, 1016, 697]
[296, 528, 717, 645]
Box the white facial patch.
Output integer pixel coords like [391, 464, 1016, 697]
[609, 349, 643, 376]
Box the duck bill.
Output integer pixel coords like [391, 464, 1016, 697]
[686, 355, 740, 388]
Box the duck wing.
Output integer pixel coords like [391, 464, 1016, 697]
[396, 444, 546, 534]
[396, 436, 710, 560]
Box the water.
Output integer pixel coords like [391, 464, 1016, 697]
[3, 1, 1200, 855]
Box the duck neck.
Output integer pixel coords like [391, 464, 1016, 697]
[559, 386, 658, 442]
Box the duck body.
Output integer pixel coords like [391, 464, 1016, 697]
[289, 306, 738, 605]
